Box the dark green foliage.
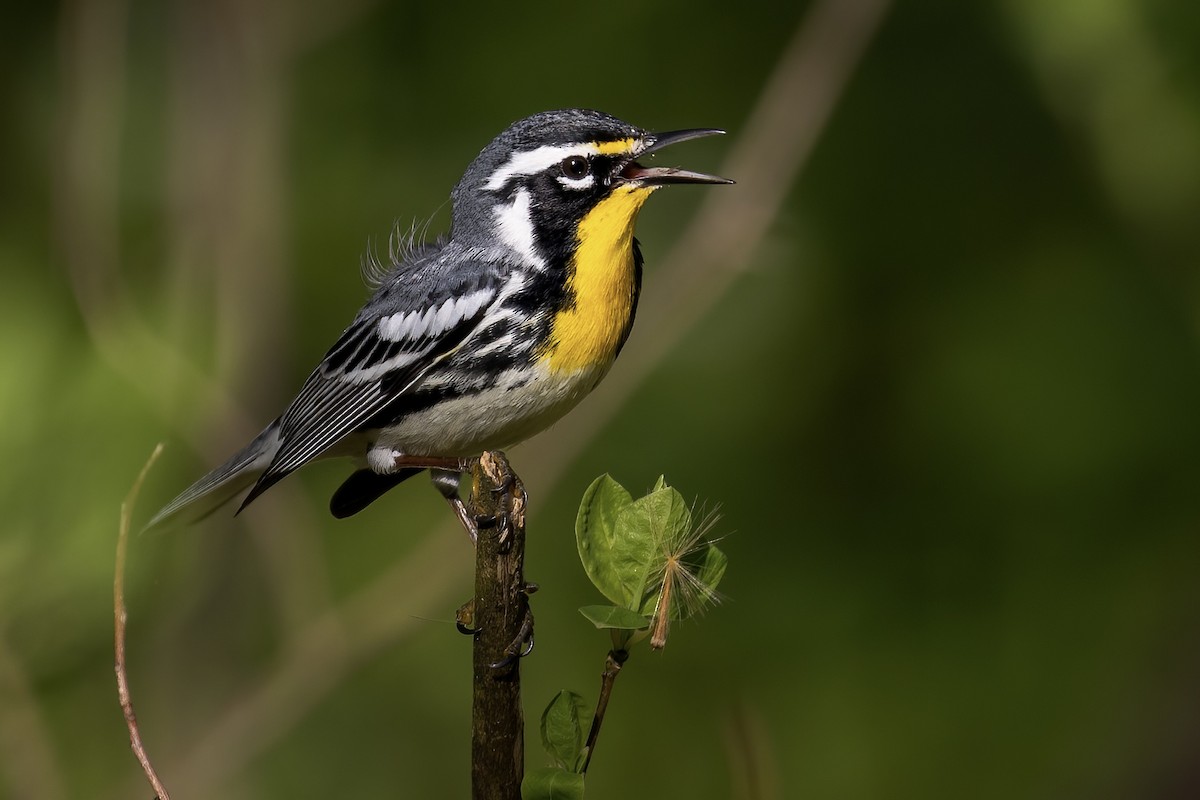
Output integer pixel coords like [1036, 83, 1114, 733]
[4, 1, 1200, 797]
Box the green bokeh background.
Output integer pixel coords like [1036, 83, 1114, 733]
[3, 1, 1200, 798]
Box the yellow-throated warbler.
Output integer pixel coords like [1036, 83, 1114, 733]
[147, 109, 731, 530]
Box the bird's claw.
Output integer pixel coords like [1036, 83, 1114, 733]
[489, 607, 535, 670]
[456, 599, 477, 635]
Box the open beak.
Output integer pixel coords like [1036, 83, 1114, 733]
[619, 128, 735, 186]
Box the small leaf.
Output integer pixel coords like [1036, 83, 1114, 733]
[659, 488, 694, 550]
[690, 542, 728, 600]
[576, 475, 655, 607]
[624, 481, 692, 546]
[522, 767, 585, 800]
[610, 486, 682, 615]
[540, 690, 589, 770]
[579, 605, 651, 631]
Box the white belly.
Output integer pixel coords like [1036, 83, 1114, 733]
[368, 362, 607, 460]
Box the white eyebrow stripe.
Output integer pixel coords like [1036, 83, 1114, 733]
[484, 143, 601, 190]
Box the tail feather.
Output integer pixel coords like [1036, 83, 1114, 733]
[329, 468, 422, 519]
[144, 422, 282, 531]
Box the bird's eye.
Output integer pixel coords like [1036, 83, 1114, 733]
[560, 155, 590, 179]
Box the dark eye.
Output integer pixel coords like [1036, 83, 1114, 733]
[560, 155, 590, 179]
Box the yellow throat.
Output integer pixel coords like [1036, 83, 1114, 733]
[541, 184, 656, 374]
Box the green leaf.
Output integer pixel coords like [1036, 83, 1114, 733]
[616, 482, 692, 615]
[576, 474, 653, 607]
[576, 475, 720, 626]
[579, 605, 651, 630]
[691, 542, 728, 598]
[522, 767, 585, 800]
[540, 690, 589, 770]
[619, 481, 691, 552]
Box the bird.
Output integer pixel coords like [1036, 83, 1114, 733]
[145, 108, 732, 532]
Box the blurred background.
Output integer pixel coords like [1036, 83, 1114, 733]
[2, 0, 1200, 797]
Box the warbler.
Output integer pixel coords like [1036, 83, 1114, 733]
[147, 109, 731, 530]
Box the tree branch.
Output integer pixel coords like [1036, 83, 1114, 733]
[468, 452, 530, 800]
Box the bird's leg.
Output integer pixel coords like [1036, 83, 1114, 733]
[470, 452, 536, 670]
[429, 468, 478, 545]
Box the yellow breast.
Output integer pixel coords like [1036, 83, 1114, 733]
[540, 184, 656, 374]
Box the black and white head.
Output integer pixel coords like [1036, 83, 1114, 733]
[450, 109, 731, 264]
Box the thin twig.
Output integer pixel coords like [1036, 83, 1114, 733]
[580, 649, 628, 774]
[115, 443, 169, 800]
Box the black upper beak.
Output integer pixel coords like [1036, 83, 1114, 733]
[620, 128, 734, 186]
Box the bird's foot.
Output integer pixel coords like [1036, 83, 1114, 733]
[456, 599, 478, 635]
[456, 583, 538, 668]
[490, 594, 537, 671]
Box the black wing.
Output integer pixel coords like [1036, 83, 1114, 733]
[238, 257, 501, 508]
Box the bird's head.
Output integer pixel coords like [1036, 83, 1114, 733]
[451, 109, 732, 264]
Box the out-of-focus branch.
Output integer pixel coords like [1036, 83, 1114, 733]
[146, 530, 467, 796]
[54, 0, 255, 449]
[53, 0, 366, 660]
[723, 702, 781, 800]
[54, 0, 127, 330]
[521, 0, 893, 484]
[1003, 0, 1200, 236]
[0, 636, 67, 800]
[159, 0, 331, 638]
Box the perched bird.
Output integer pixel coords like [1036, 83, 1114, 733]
[146, 109, 732, 531]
